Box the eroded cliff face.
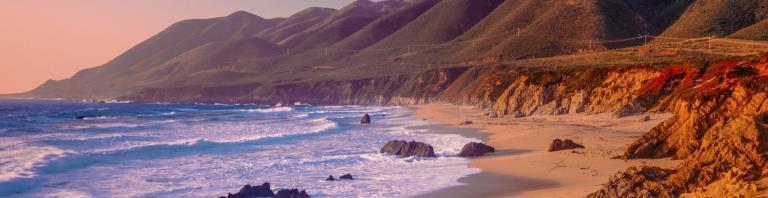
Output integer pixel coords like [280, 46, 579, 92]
[121, 54, 768, 196]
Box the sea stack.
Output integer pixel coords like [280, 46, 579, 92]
[361, 114, 371, 124]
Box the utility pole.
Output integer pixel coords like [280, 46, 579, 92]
[589, 40, 593, 52]
[643, 34, 648, 46]
[642, 34, 648, 53]
[517, 28, 521, 37]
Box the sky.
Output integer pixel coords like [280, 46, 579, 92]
[0, 0, 361, 94]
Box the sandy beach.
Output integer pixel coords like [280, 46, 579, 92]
[411, 103, 680, 197]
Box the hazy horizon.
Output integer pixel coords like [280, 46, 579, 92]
[0, 0, 365, 94]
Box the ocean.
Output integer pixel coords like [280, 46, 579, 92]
[0, 99, 480, 197]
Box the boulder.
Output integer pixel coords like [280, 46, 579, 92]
[226, 183, 274, 198]
[380, 140, 436, 157]
[223, 182, 310, 198]
[640, 115, 651, 122]
[361, 114, 371, 124]
[548, 139, 584, 152]
[274, 189, 309, 198]
[489, 111, 498, 118]
[587, 166, 676, 198]
[458, 142, 495, 157]
[339, 174, 353, 180]
[75, 116, 87, 120]
[325, 175, 336, 181]
[459, 120, 474, 125]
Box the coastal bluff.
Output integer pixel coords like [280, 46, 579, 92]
[138, 53, 768, 197]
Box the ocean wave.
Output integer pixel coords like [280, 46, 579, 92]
[64, 122, 141, 130]
[82, 116, 117, 120]
[78, 118, 339, 156]
[0, 140, 71, 182]
[241, 107, 294, 113]
[159, 112, 176, 116]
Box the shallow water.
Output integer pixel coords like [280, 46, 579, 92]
[0, 99, 479, 197]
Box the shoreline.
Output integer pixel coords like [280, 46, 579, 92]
[409, 103, 680, 197]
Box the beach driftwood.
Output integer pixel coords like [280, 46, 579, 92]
[360, 114, 371, 124]
[380, 140, 436, 157]
[548, 139, 585, 152]
[458, 142, 495, 157]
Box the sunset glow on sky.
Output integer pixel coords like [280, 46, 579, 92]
[0, 0, 361, 94]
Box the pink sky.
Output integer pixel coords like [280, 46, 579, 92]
[0, 0, 359, 94]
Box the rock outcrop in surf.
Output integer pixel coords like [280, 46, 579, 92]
[380, 140, 436, 158]
[222, 182, 309, 198]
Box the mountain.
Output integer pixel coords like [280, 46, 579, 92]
[348, 0, 504, 61]
[659, 0, 768, 38]
[257, 7, 338, 44]
[24, 0, 768, 100]
[729, 19, 768, 40]
[18, 2, 768, 196]
[28, 11, 281, 98]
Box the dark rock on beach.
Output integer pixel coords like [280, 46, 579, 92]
[459, 120, 474, 125]
[458, 142, 495, 157]
[640, 115, 651, 122]
[75, 116, 87, 120]
[325, 175, 336, 181]
[380, 140, 436, 157]
[360, 114, 371, 124]
[548, 139, 584, 152]
[274, 189, 309, 198]
[225, 183, 275, 198]
[339, 174, 353, 180]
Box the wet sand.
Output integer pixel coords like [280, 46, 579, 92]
[410, 103, 679, 197]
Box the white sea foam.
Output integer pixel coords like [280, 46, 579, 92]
[3, 105, 479, 197]
[0, 139, 70, 182]
[64, 122, 141, 130]
[242, 107, 293, 113]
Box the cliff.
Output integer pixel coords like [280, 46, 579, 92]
[123, 53, 768, 196]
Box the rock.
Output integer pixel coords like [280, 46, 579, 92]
[75, 116, 87, 120]
[548, 139, 584, 152]
[274, 189, 309, 198]
[223, 182, 310, 198]
[325, 175, 336, 181]
[640, 115, 651, 122]
[488, 111, 498, 118]
[380, 140, 436, 157]
[226, 183, 275, 198]
[339, 174, 353, 180]
[459, 120, 474, 125]
[360, 114, 371, 124]
[587, 166, 676, 198]
[458, 142, 495, 157]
